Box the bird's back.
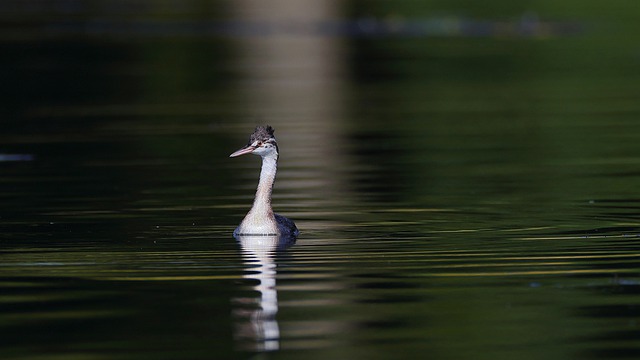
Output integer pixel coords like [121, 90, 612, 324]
[275, 213, 299, 238]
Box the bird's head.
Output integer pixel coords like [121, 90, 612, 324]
[229, 125, 279, 158]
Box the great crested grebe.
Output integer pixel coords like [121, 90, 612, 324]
[230, 126, 299, 238]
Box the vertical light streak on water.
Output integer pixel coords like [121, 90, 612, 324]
[230, 0, 352, 222]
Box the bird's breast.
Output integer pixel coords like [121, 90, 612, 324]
[237, 211, 279, 236]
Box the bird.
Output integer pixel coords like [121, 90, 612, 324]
[230, 126, 299, 239]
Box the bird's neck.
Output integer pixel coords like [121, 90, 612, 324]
[250, 154, 278, 218]
[237, 154, 279, 236]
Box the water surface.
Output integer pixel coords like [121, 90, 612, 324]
[2, 1, 640, 359]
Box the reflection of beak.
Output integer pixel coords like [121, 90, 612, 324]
[230, 145, 255, 157]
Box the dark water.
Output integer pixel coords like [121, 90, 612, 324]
[2, 1, 640, 359]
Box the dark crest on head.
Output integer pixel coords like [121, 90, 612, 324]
[250, 125, 275, 143]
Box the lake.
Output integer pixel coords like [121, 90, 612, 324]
[1, 1, 640, 359]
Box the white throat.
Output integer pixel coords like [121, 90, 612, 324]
[237, 153, 279, 235]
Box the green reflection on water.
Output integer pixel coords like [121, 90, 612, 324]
[1, 1, 640, 360]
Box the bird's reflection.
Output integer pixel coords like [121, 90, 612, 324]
[232, 235, 296, 351]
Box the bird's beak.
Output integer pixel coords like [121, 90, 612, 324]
[229, 145, 255, 157]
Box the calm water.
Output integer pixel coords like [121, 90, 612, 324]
[2, 1, 640, 359]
